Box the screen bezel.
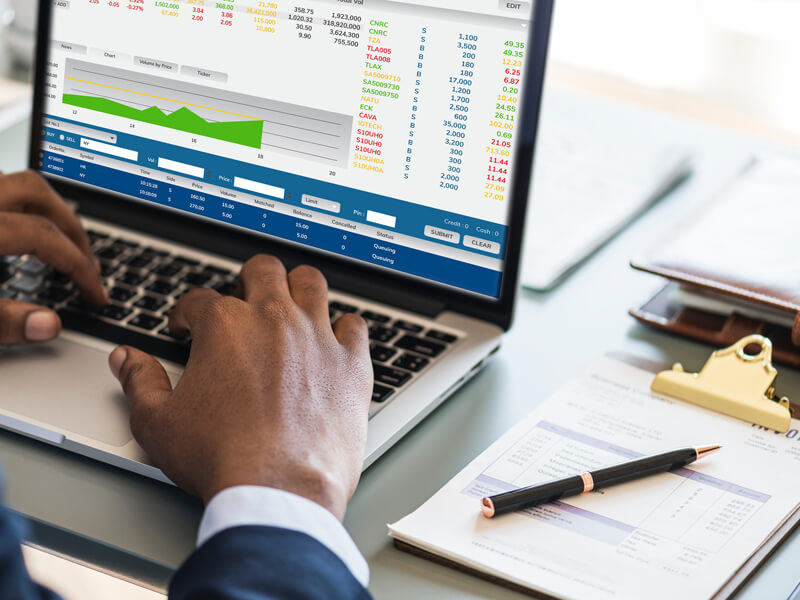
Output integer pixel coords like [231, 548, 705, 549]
[30, 0, 553, 331]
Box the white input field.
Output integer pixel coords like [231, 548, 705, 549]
[366, 210, 397, 229]
[233, 176, 285, 200]
[158, 157, 205, 178]
[80, 138, 138, 161]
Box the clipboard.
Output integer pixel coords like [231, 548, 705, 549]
[393, 339, 800, 600]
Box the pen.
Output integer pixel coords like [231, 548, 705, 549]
[481, 444, 721, 518]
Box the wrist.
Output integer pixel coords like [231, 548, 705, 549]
[201, 466, 349, 521]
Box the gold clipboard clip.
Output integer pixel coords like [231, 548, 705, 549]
[652, 335, 792, 432]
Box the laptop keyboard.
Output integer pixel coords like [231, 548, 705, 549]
[0, 228, 463, 410]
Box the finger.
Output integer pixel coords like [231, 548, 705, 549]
[109, 345, 173, 445]
[287, 265, 329, 322]
[168, 287, 222, 338]
[0, 300, 61, 344]
[237, 254, 291, 306]
[0, 213, 107, 305]
[0, 171, 94, 260]
[333, 312, 370, 355]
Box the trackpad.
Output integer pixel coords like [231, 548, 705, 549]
[0, 338, 179, 447]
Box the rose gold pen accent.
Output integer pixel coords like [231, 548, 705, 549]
[695, 445, 722, 460]
[481, 497, 495, 518]
[580, 472, 594, 493]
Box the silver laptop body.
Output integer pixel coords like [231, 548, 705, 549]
[0, 0, 553, 482]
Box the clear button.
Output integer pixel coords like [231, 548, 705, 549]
[464, 236, 501, 255]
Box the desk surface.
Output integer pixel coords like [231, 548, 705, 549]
[2, 101, 800, 599]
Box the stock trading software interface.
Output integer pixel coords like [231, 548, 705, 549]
[41, 0, 535, 298]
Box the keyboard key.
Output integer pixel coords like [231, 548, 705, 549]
[370, 343, 397, 362]
[203, 265, 232, 276]
[392, 353, 430, 373]
[45, 270, 72, 285]
[97, 246, 124, 261]
[330, 301, 358, 313]
[11, 275, 42, 294]
[1, 256, 18, 265]
[117, 270, 148, 287]
[159, 326, 186, 341]
[146, 279, 179, 296]
[183, 272, 212, 287]
[394, 335, 446, 358]
[361, 310, 391, 324]
[372, 384, 395, 403]
[57, 307, 190, 364]
[109, 286, 137, 303]
[154, 263, 184, 278]
[0, 289, 16, 300]
[100, 261, 119, 278]
[37, 285, 73, 304]
[0, 269, 12, 284]
[67, 296, 96, 311]
[144, 246, 170, 257]
[135, 295, 167, 312]
[87, 230, 109, 242]
[128, 313, 165, 331]
[17, 256, 48, 275]
[373, 364, 412, 387]
[124, 254, 155, 269]
[394, 320, 424, 334]
[174, 256, 200, 267]
[98, 304, 133, 321]
[369, 325, 398, 343]
[111, 238, 139, 250]
[426, 330, 458, 344]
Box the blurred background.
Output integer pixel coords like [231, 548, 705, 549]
[549, 0, 800, 147]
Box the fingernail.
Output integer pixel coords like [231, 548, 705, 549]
[24, 311, 60, 342]
[109, 346, 127, 380]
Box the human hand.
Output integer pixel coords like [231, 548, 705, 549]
[0, 170, 108, 344]
[108, 255, 373, 520]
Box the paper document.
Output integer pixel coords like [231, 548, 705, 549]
[522, 90, 691, 290]
[390, 357, 800, 600]
[22, 544, 165, 600]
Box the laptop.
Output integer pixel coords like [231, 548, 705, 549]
[0, 0, 552, 482]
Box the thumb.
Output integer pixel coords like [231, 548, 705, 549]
[0, 299, 61, 344]
[109, 346, 173, 440]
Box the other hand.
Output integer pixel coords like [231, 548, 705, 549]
[109, 255, 373, 520]
[0, 171, 107, 344]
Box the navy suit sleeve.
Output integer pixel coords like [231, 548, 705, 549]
[0, 497, 61, 600]
[170, 526, 373, 600]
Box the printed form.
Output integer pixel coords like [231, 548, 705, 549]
[390, 357, 800, 600]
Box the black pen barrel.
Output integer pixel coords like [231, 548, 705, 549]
[488, 475, 586, 515]
[485, 447, 701, 518]
[591, 448, 697, 489]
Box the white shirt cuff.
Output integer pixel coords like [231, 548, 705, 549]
[197, 485, 369, 588]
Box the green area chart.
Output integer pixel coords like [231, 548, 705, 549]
[62, 94, 264, 149]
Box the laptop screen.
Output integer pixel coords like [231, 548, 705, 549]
[39, 1, 536, 299]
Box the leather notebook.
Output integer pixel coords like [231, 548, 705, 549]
[630, 157, 800, 367]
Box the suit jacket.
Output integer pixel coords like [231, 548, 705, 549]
[0, 496, 371, 599]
